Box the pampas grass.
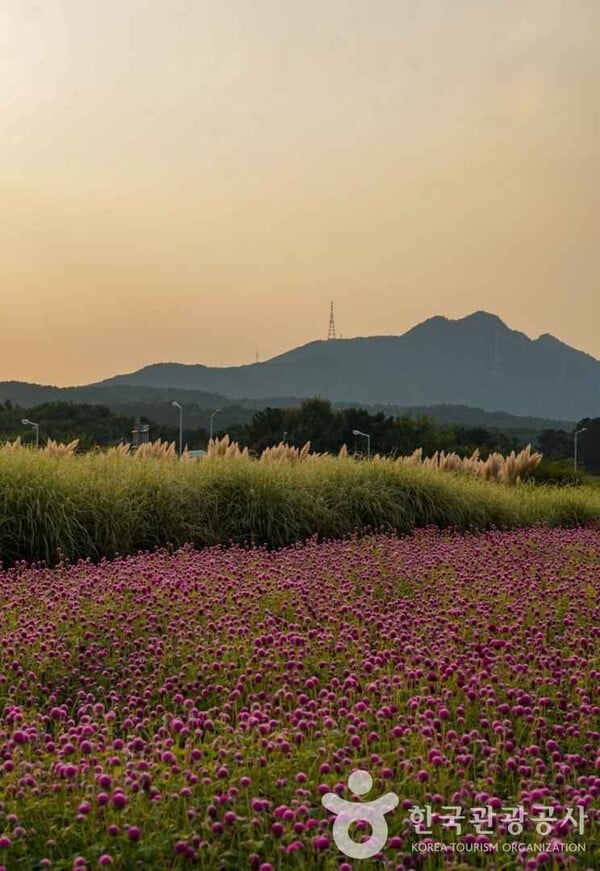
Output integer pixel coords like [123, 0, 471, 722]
[180, 436, 542, 483]
[0, 443, 597, 567]
[206, 434, 250, 459]
[42, 438, 79, 457]
[397, 444, 542, 483]
[0, 434, 542, 484]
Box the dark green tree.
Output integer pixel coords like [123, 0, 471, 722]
[574, 419, 599, 473]
[537, 429, 572, 461]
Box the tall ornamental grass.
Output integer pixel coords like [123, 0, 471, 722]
[0, 448, 598, 566]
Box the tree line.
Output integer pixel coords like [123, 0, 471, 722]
[1, 398, 597, 473]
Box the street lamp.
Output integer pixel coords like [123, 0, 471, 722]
[22, 418, 40, 449]
[171, 401, 183, 456]
[574, 427, 587, 475]
[209, 408, 221, 442]
[352, 429, 371, 458]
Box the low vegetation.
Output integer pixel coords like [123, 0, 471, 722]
[0, 530, 597, 867]
[204, 436, 544, 483]
[0, 396, 574, 457]
[0, 441, 598, 567]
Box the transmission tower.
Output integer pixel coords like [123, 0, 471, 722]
[327, 300, 337, 340]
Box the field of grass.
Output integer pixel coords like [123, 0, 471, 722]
[0, 529, 597, 869]
[0, 449, 599, 567]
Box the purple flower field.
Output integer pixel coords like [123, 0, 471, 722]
[0, 528, 598, 869]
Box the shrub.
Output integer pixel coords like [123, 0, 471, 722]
[530, 459, 588, 486]
[0, 446, 598, 567]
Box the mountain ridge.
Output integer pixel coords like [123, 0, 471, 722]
[0, 380, 575, 437]
[1, 313, 597, 420]
[95, 312, 599, 419]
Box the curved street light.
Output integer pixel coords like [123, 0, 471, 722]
[209, 408, 221, 442]
[171, 401, 183, 456]
[352, 429, 371, 458]
[574, 427, 587, 475]
[22, 418, 40, 450]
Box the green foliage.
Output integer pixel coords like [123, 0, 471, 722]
[537, 428, 572, 461]
[0, 402, 132, 449]
[536, 419, 600, 475]
[241, 399, 524, 457]
[531, 459, 586, 486]
[0, 450, 598, 567]
[0, 401, 207, 451]
[0, 397, 544, 458]
[574, 417, 600, 474]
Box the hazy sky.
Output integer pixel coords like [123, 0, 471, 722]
[1, 0, 598, 385]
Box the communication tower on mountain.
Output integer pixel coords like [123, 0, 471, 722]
[327, 300, 337, 340]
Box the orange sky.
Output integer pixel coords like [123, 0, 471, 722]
[1, 0, 598, 386]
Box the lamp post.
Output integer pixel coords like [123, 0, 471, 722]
[574, 427, 587, 475]
[209, 408, 221, 442]
[22, 418, 40, 449]
[171, 401, 183, 456]
[352, 429, 371, 458]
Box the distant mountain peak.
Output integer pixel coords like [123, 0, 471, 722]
[88, 311, 599, 420]
[412, 311, 510, 337]
[536, 332, 563, 346]
[461, 311, 508, 328]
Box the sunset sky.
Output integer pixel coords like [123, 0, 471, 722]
[1, 0, 598, 385]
